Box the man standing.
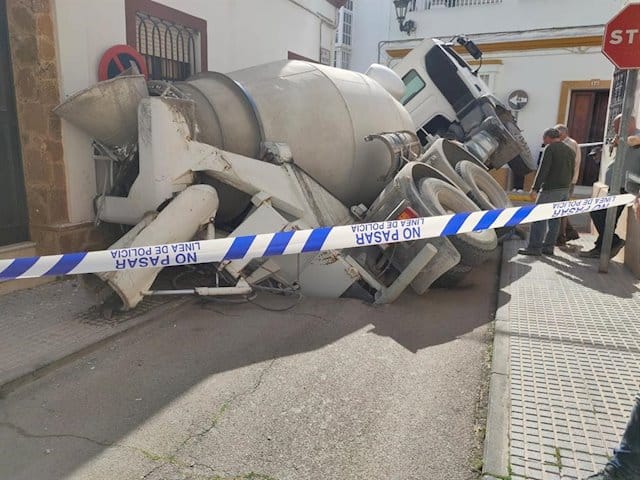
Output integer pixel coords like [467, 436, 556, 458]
[518, 128, 575, 256]
[555, 124, 581, 245]
[580, 115, 640, 259]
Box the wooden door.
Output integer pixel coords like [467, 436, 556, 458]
[567, 89, 610, 186]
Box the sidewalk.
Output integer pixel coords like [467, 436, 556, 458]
[484, 236, 640, 480]
[0, 279, 184, 394]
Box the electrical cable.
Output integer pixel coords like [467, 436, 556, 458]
[247, 290, 303, 312]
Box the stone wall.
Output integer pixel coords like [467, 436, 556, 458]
[6, 0, 105, 254]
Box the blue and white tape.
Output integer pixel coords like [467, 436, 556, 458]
[0, 194, 634, 280]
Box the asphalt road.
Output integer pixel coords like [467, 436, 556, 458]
[0, 254, 499, 480]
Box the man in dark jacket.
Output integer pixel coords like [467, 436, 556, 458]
[580, 115, 640, 259]
[518, 128, 575, 256]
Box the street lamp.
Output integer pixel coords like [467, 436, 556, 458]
[393, 0, 416, 35]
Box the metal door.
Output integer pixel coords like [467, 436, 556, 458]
[0, 0, 29, 246]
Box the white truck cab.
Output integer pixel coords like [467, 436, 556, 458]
[393, 38, 535, 176]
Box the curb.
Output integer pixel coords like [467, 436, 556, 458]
[482, 240, 515, 479]
[0, 297, 192, 397]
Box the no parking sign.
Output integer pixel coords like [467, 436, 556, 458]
[98, 45, 148, 81]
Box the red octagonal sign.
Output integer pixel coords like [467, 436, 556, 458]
[603, 4, 640, 69]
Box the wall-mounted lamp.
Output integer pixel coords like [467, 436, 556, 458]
[393, 0, 416, 35]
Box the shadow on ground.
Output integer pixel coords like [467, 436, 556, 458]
[0, 250, 501, 480]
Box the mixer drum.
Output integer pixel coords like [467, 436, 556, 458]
[179, 60, 415, 209]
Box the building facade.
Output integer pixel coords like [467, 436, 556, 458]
[352, 0, 627, 188]
[0, 0, 345, 261]
[333, 0, 353, 69]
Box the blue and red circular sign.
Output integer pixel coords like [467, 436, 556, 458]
[98, 45, 148, 81]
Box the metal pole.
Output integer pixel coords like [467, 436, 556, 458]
[598, 69, 638, 272]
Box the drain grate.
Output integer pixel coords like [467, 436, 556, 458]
[75, 296, 174, 326]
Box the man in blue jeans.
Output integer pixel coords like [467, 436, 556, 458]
[587, 191, 640, 480]
[587, 394, 640, 479]
[518, 128, 575, 256]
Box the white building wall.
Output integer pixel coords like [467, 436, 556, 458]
[349, 0, 626, 165]
[490, 50, 614, 160]
[53, 0, 340, 224]
[404, 0, 624, 40]
[353, 0, 628, 72]
[350, 0, 393, 73]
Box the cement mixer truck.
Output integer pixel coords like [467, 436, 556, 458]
[55, 38, 532, 310]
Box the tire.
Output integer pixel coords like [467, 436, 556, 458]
[455, 160, 511, 210]
[504, 121, 536, 176]
[418, 178, 498, 266]
[432, 263, 473, 288]
[455, 160, 515, 242]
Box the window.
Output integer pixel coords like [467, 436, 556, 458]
[333, 47, 352, 69]
[401, 70, 426, 105]
[336, 4, 353, 46]
[125, 0, 207, 81]
[334, 0, 353, 69]
[478, 64, 501, 92]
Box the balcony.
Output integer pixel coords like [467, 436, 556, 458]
[415, 0, 502, 9]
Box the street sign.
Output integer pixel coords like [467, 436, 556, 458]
[98, 45, 148, 81]
[508, 90, 529, 111]
[603, 4, 640, 69]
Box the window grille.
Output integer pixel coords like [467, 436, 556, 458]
[426, 0, 502, 8]
[136, 11, 200, 81]
[607, 69, 627, 141]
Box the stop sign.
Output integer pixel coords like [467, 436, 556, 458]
[603, 4, 640, 69]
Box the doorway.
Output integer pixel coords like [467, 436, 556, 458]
[566, 89, 610, 187]
[0, 0, 29, 246]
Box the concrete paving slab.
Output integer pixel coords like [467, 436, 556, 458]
[484, 236, 640, 480]
[0, 279, 181, 393]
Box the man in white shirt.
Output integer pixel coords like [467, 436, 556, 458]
[555, 124, 581, 245]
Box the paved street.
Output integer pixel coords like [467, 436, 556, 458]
[0, 255, 499, 480]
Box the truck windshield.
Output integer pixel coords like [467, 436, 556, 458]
[401, 69, 426, 105]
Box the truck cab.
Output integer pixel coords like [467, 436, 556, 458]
[394, 38, 535, 176]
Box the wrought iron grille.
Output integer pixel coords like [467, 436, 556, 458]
[136, 11, 199, 81]
[606, 69, 627, 141]
[426, 0, 502, 8]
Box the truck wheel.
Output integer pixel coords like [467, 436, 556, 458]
[455, 160, 511, 210]
[504, 121, 536, 176]
[432, 263, 472, 288]
[418, 178, 498, 266]
[455, 160, 515, 241]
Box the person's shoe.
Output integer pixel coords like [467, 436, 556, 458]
[542, 247, 555, 255]
[586, 471, 609, 479]
[585, 464, 632, 479]
[556, 236, 567, 247]
[580, 247, 601, 258]
[610, 239, 626, 258]
[586, 470, 611, 479]
[518, 248, 542, 256]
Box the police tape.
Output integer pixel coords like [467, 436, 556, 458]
[0, 193, 635, 281]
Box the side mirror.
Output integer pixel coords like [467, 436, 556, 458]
[456, 37, 483, 60]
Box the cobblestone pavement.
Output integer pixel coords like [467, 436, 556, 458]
[500, 238, 640, 480]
